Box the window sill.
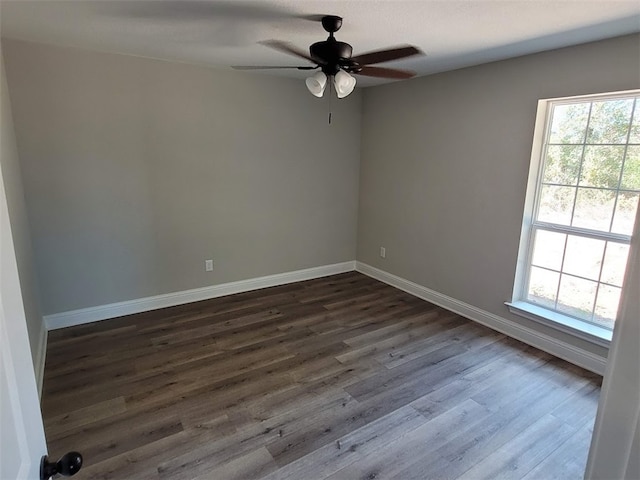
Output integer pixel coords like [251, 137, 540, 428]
[505, 301, 612, 348]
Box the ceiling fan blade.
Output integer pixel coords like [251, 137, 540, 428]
[97, 3, 324, 47]
[232, 65, 317, 70]
[259, 40, 322, 65]
[355, 66, 416, 79]
[101, 1, 300, 22]
[299, 14, 327, 22]
[351, 45, 423, 66]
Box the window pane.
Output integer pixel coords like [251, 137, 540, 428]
[629, 100, 640, 143]
[531, 229, 565, 270]
[621, 145, 640, 191]
[527, 267, 559, 309]
[543, 145, 582, 185]
[556, 274, 597, 320]
[587, 99, 634, 144]
[601, 242, 630, 287]
[593, 285, 621, 329]
[538, 185, 575, 225]
[562, 235, 605, 281]
[580, 146, 625, 189]
[519, 95, 639, 334]
[611, 192, 639, 235]
[549, 103, 589, 144]
[572, 188, 615, 231]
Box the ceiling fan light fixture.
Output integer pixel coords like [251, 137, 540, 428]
[334, 70, 356, 98]
[305, 71, 327, 97]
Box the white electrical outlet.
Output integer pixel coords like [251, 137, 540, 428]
[380, 247, 386, 258]
[205, 259, 214, 272]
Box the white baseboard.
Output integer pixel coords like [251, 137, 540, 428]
[34, 319, 47, 399]
[45, 261, 356, 331]
[356, 261, 607, 375]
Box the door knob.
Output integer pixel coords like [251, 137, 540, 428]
[40, 451, 82, 480]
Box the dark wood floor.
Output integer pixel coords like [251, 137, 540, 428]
[42, 272, 601, 480]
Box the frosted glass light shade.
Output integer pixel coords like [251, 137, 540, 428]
[334, 70, 356, 98]
[305, 72, 327, 97]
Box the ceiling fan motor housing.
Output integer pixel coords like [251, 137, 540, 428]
[310, 39, 353, 75]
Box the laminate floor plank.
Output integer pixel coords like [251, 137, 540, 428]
[44, 397, 127, 440]
[521, 422, 596, 480]
[410, 344, 552, 420]
[261, 404, 428, 480]
[376, 319, 487, 368]
[550, 381, 601, 428]
[337, 311, 462, 365]
[324, 398, 492, 480]
[192, 446, 278, 480]
[340, 308, 440, 348]
[43, 360, 138, 396]
[48, 407, 185, 466]
[344, 328, 505, 402]
[455, 414, 577, 480]
[305, 299, 418, 336]
[42, 272, 600, 480]
[392, 364, 596, 479]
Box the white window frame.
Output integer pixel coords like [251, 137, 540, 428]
[508, 90, 640, 347]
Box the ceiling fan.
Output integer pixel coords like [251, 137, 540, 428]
[233, 15, 424, 98]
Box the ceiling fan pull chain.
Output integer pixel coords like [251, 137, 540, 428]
[328, 76, 333, 125]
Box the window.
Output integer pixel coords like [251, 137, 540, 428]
[510, 91, 640, 344]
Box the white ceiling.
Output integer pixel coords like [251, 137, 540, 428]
[1, 1, 639, 87]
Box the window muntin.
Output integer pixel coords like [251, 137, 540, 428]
[522, 93, 640, 331]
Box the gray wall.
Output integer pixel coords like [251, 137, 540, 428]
[357, 34, 640, 356]
[2, 39, 362, 315]
[0, 48, 44, 370]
